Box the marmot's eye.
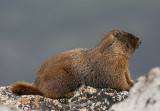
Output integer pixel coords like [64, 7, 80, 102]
[128, 34, 133, 39]
[114, 32, 121, 39]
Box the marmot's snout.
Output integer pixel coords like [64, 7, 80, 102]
[137, 38, 142, 48]
[135, 37, 142, 45]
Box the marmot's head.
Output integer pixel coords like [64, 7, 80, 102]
[98, 30, 141, 57]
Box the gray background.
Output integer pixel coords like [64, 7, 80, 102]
[0, 0, 160, 86]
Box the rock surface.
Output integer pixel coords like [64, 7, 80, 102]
[0, 104, 21, 111]
[110, 67, 160, 111]
[0, 85, 128, 111]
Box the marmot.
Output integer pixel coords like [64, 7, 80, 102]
[10, 30, 141, 99]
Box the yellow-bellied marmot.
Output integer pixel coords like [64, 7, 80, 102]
[10, 30, 141, 98]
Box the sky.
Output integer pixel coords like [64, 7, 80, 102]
[0, 0, 160, 86]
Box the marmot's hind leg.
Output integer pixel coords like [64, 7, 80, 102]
[36, 64, 75, 99]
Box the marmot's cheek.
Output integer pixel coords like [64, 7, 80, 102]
[126, 43, 130, 48]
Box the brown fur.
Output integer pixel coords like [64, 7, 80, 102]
[10, 30, 141, 98]
[10, 82, 44, 96]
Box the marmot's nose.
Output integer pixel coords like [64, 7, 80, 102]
[139, 40, 142, 44]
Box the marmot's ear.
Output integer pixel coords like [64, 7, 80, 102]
[113, 31, 121, 40]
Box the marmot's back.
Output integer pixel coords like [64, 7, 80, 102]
[36, 48, 89, 77]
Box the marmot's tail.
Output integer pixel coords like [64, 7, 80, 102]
[10, 82, 44, 96]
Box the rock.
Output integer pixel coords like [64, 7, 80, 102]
[0, 85, 128, 111]
[0, 104, 21, 111]
[110, 67, 160, 111]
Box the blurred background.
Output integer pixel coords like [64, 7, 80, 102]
[0, 0, 160, 86]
